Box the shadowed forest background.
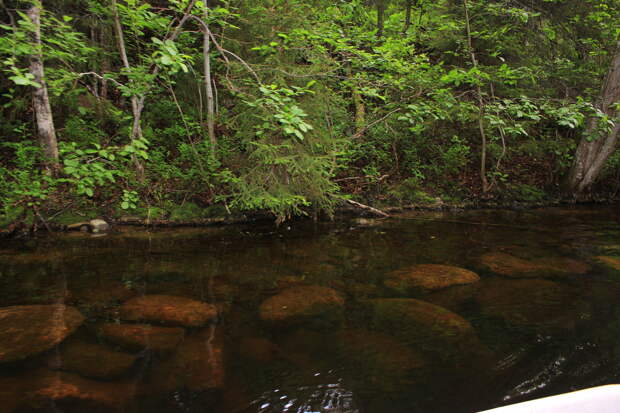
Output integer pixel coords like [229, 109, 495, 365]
[1, 0, 620, 226]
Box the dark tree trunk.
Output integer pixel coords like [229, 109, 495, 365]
[402, 0, 412, 33]
[376, 0, 386, 38]
[567, 37, 620, 195]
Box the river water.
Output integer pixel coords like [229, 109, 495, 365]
[0, 206, 619, 412]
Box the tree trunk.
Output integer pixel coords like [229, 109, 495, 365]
[353, 87, 366, 136]
[203, 2, 216, 148]
[346, 65, 365, 137]
[567, 37, 620, 195]
[100, 25, 111, 101]
[111, 0, 145, 180]
[111, 0, 198, 180]
[463, 0, 490, 193]
[376, 0, 386, 38]
[402, 0, 412, 34]
[27, 4, 59, 169]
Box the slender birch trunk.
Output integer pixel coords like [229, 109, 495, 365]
[27, 4, 59, 169]
[203, 2, 216, 147]
[111, 0, 145, 179]
[111, 0, 198, 179]
[464, 0, 490, 193]
[567, 37, 620, 195]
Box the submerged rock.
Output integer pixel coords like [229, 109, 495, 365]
[336, 329, 427, 375]
[385, 264, 480, 293]
[596, 256, 620, 271]
[21, 370, 133, 412]
[120, 295, 218, 327]
[424, 283, 479, 312]
[480, 252, 590, 278]
[366, 298, 482, 359]
[71, 282, 135, 310]
[334, 329, 429, 397]
[99, 323, 184, 353]
[51, 340, 136, 380]
[0, 305, 85, 363]
[259, 285, 345, 326]
[275, 275, 307, 290]
[238, 336, 280, 363]
[146, 328, 225, 404]
[475, 278, 587, 331]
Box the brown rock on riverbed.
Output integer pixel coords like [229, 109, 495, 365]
[51, 340, 137, 379]
[336, 329, 427, 374]
[238, 336, 280, 363]
[475, 278, 587, 331]
[366, 298, 486, 360]
[0, 305, 85, 363]
[146, 328, 225, 400]
[71, 281, 135, 310]
[22, 370, 133, 412]
[480, 252, 590, 278]
[259, 285, 345, 325]
[385, 264, 480, 293]
[99, 323, 185, 353]
[596, 256, 620, 270]
[120, 295, 218, 327]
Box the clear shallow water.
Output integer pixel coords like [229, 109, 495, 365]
[0, 206, 619, 412]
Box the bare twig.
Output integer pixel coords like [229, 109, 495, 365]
[32, 205, 52, 232]
[188, 15, 261, 83]
[349, 109, 401, 140]
[334, 174, 389, 183]
[77, 72, 124, 88]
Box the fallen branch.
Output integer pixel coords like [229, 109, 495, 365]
[342, 198, 390, 218]
[334, 174, 389, 183]
[32, 205, 52, 232]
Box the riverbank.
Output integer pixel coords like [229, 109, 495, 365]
[2, 191, 618, 239]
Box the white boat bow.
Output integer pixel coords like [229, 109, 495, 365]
[479, 385, 620, 413]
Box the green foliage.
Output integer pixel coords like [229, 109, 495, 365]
[121, 190, 138, 210]
[0, 6, 92, 92]
[225, 83, 341, 222]
[2, 0, 620, 227]
[388, 178, 437, 204]
[247, 84, 315, 141]
[60, 142, 121, 197]
[507, 183, 547, 202]
[0, 140, 58, 211]
[169, 202, 204, 221]
[151, 38, 192, 74]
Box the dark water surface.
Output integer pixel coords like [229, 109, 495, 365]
[1, 206, 620, 412]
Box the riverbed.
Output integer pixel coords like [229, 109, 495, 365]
[0, 206, 619, 412]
